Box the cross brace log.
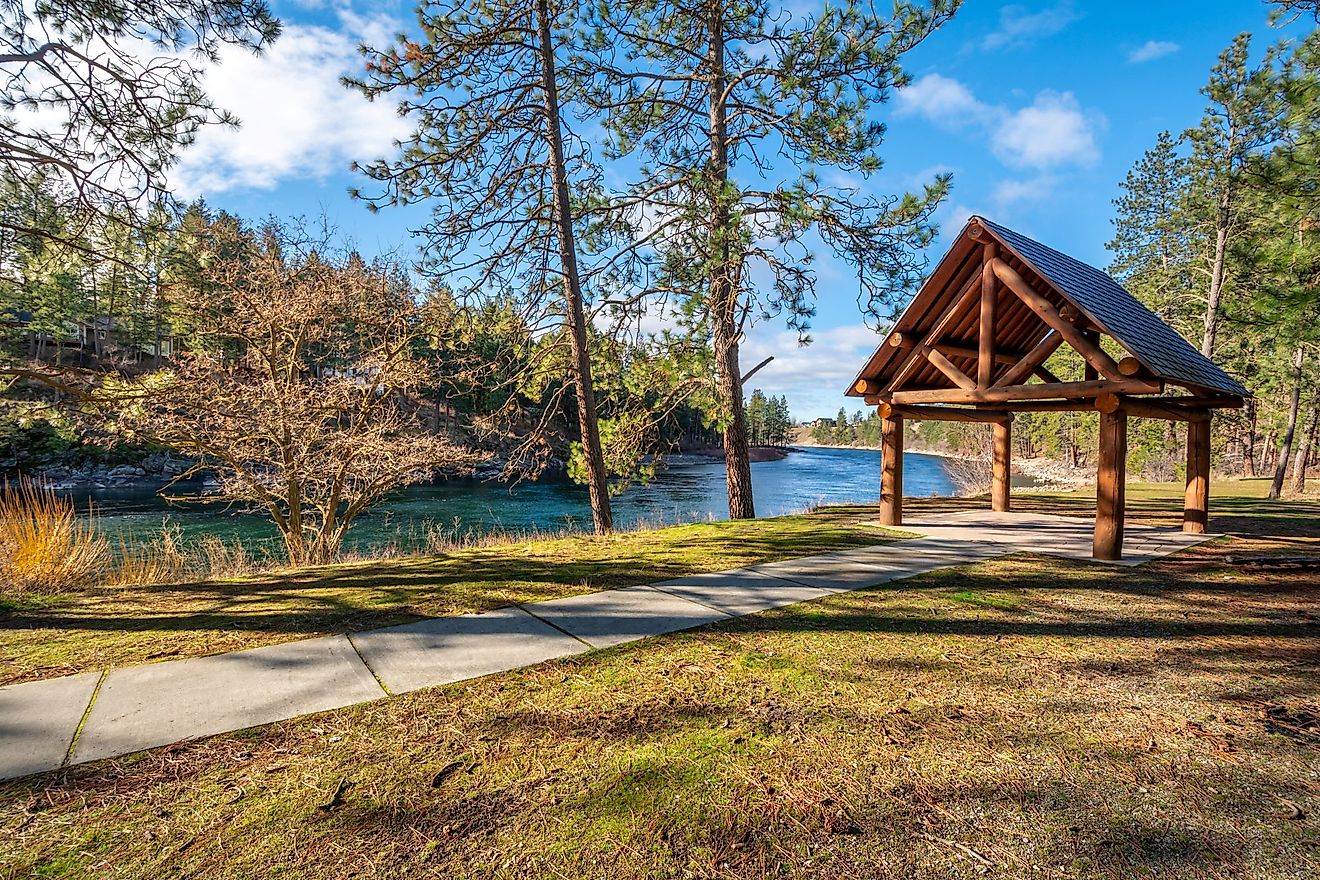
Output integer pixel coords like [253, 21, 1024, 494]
[995, 330, 1063, 388]
[990, 258, 1126, 381]
[924, 347, 977, 390]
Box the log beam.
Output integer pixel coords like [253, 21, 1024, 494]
[1117, 356, 1144, 377]
[925, 347, 977, 390]
[996, 330, 1063, 388]
[992, 420, 1012, 512]
[991, 259, 1126, 381]
[934, 343, 1025, 366]
[979, 243, 998, 388]
[878, 403, 1011, 423]
[853, 377, 883, 395]
[1096, 394, 1211, 422]
[1184, 418, 1211, 534]
[1094, 409, 1128, 561]
[889, 378, 1161, 406]
[880, 415, 904, 526]
[1160, 395, 1246, 409]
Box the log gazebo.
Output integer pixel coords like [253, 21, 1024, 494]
[847, 216, 1248, 561]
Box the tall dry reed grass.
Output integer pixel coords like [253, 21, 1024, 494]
[0, 478, 109, 596]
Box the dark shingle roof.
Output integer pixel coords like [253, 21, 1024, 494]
[979, 217, 1248, 397]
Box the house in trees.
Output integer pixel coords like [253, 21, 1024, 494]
[847, 217, 1248, 560]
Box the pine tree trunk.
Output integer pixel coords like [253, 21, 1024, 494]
[535, 0, 612, 533]
[1289, 401, 1318, 495]
[1270, 345, 1306, 499]
[1243, 398, 1258, 477]
[706, 0, 753, 519]
[1201, 217, 1230, 358]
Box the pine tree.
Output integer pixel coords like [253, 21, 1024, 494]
[1183, 33, 1283, 358]
[585, 0, 956, 518]
[350, 0, 617, 533]
[1109, 132, 1202, 339]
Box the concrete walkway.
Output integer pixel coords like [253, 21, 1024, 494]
[0, 512, 1213, 781]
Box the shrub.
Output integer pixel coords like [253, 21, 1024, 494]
[0, 478, 109, 597]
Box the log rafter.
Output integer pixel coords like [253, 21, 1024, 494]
[990, 258, 1126, 381]
[886, 271, 982, 392]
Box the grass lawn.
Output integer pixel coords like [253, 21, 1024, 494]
[2, 482, 1319, 878]
[0, 510, 892, 685]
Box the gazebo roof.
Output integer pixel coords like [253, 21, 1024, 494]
[847, 216, 1249, 401]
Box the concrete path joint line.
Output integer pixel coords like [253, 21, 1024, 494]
[511, 603, 600, 649]
[61, 668, 108, 769]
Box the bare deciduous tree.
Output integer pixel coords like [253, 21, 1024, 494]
[114, 223, 473, 565]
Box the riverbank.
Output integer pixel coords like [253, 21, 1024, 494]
[685, 445, 797, 462]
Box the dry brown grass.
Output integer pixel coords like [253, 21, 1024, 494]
[0, 478, 108, 599]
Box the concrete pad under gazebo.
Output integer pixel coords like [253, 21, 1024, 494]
[847, 216, 1249, 561]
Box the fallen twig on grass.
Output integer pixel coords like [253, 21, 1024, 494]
[317, 777, 350, 811]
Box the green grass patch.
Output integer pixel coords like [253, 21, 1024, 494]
[947, 589, 1025, 611]
[0, 508, 895, 685]
[2, 487, 1319, 878]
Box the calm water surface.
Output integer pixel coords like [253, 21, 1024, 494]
[78, 446, 956, 557]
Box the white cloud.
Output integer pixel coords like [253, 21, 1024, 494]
[990, 175, 1056, 205]
[1128, 40, 1180, 63]
[991, 91, 1102, 169]
[981, 2, 1080, 51]
[894, 74, 992, 126]
[169, 9, 411, 196]
[897, 75, 1104, 171]
[739, 324, 885, 419]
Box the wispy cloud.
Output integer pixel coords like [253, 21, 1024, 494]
[740, 324, 885, 418]
[990, 175, 1057, 206]
[980, 2, 1080, 51]
[169, 8, 411, 197]
[1128, 40, 1180, 63]
[897, 75, 1105, 171]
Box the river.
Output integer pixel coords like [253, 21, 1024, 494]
[76, 446, 957, 558]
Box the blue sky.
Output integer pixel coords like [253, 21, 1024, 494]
[172, 0, 1301, 420]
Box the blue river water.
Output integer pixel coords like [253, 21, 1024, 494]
[78, 446, 956, 557]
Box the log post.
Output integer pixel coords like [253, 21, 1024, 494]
[1184, 417, 1211, 534]
[992, 419, 1012, 512]
[880, 414, 904, 525]
[979, 243, 997, 388]
[1094, 408, 1128, 560]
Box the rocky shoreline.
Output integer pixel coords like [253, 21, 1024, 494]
[17, 451, 567, 492]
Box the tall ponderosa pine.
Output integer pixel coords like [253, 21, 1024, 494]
[1236, 30, 1320, 497]
[1109, 131, 1202, 338]
[1184, 33, 1282, 359]
[350, 0, 616, 533]
[586, 0, 955, 519]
